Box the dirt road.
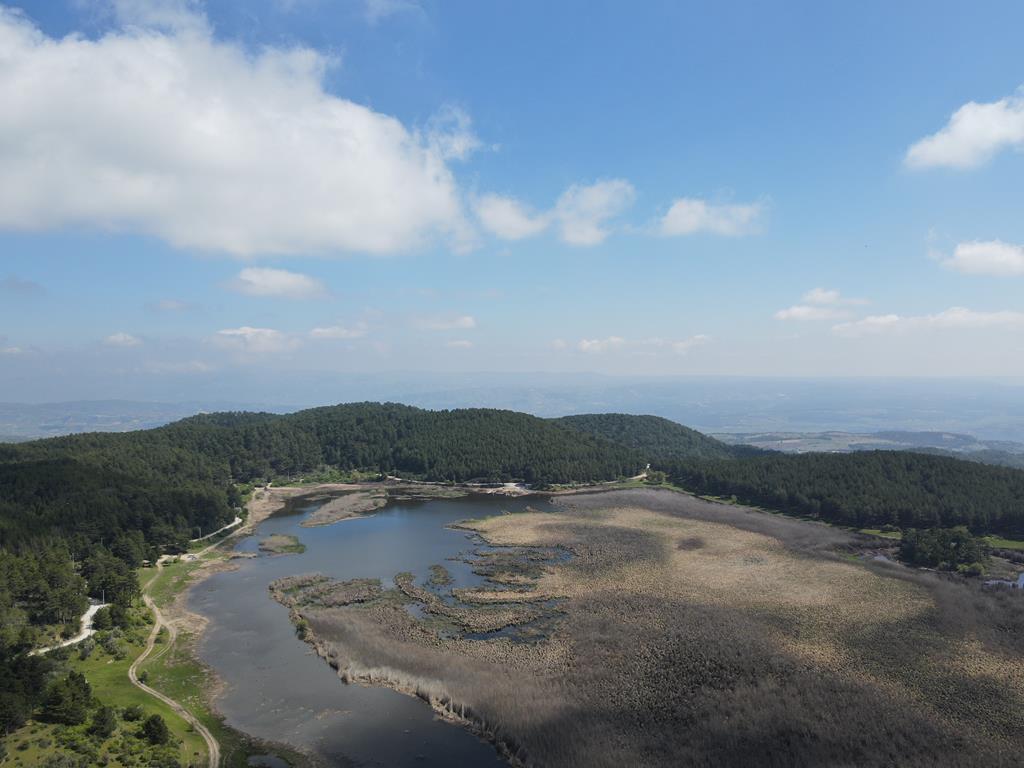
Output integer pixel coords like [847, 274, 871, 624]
[130, 562, 220, 767]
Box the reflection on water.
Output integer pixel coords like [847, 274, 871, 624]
[190, 493, 551, 767]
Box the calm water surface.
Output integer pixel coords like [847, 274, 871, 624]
[189, 493, 551, 767]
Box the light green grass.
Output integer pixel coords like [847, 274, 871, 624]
[984, 535, 1024, 551]
[859, 528, 903, 540]
[71, 625, 209, 763]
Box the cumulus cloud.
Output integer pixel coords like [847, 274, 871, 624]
[833, 308, 1024, 337]
[104, 332, 143, 347]
[659, 198, 762, 237]
[0, 6, 472, 256]
[309, 322, 368, 339]
[415, 315, 476, 331]
[905, 89, 1024, 169]
[212, 326, 298, 355]
[445, 339, 473, 349]
[476, 179, 635, 246]
[555, 180, 636, 246]
[473, 195, 550, 240]
[230, 267, 327, 299]
[775, 288, 867, 321]
[943, 240, 1024, 276]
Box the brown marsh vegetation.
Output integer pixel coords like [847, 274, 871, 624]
[272, 488, 1024, 767]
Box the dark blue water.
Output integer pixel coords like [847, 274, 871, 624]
[189, 493, 550, 768]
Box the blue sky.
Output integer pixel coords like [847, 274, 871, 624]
[1, 0, 1023, 401]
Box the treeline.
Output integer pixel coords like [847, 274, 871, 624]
[660, 450, 1024, 535]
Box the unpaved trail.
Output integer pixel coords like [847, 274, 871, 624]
[131, 561, 220, 767]
[29, 600, 109, 657]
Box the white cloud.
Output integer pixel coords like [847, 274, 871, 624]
[426, 105, 481, 162]
[905, 89, 1024, 169]
[230, 267, 326, 299]
[473, 195, 550, 240]
[555, 180, 635, 246]
[659, 198, 762, 237]
[212, 326, 298, 355]
[104, 332, 143, 347]
[775, 288, 867, 320]
[309, 322, 368, 340]
[415, 315, 476, 331]
[476, 179, 635, 246]
[943, 240, 1024, 276]
[0, 7, 471, 256]
[775, 305, 848, 321]
[578, 336, 625, 354]
[833, 308, 1024, 337]
[0, 345, 23, 356]
[445, 339, 473, 349]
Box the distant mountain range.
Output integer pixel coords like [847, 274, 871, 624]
[716, 430, 1024, 469]
[4, 376, 1024, 443]
[0, 400, 292, 441]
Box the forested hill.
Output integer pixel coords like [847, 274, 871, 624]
[0, 403, 643, 553]
[554, 413, 743, 461]
[660, 451, 1024, 536]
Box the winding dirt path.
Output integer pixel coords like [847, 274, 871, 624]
[29, 601, 109, 657]
[130, 561, 220, 767]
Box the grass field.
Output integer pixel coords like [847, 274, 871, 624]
[1, 611, 208, 768]
[984, 534, 1024, 551]
[859, 527, 903, 539]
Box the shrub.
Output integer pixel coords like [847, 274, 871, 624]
[78, 637, 95, 660]
[140, 714, 170, 745]
[39, 671, 92, 725]
[122, 704, 145, 722]
[89, 705, 118, 739]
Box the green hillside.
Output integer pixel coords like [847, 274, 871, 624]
[553, 413, 740, 461]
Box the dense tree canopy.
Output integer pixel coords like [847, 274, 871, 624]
[555, 413, 743, 461]
[660, 451, 1024, 535]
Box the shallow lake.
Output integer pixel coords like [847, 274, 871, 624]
[189, 492, 552, 767]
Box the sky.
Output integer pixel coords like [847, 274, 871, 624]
[1, 0, 1024, 402]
